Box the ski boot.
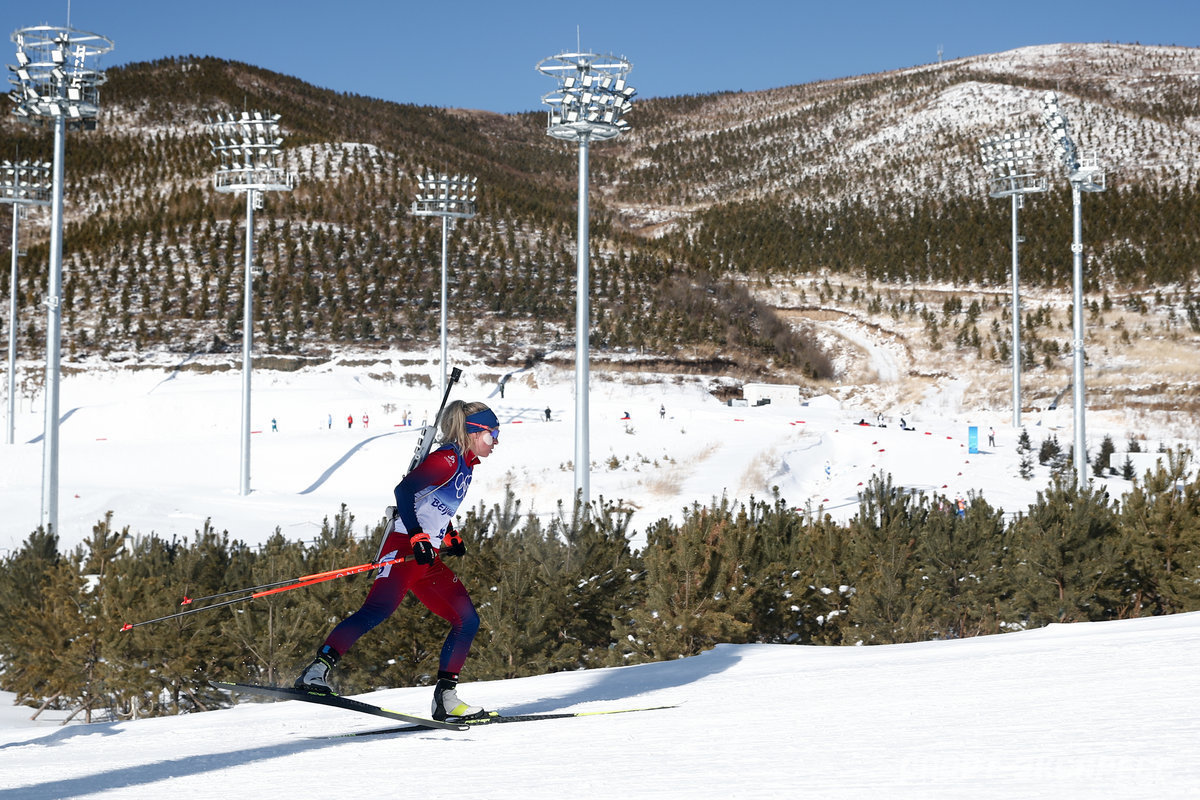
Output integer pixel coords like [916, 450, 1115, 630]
[432, 672, 490, 721]
[294, 646, 339, 693]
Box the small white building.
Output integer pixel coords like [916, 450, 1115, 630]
[1111, 450, 1195, 479]
[743, 382, 801, 406]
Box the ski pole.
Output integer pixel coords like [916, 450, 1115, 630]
[119, 554, 414, 631]
[177, 557, 410, 607]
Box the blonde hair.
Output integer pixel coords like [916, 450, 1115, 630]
[439, 400, 490, 453]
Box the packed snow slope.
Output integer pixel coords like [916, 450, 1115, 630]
[2, 610, 1199, 799]
[0, 349, 1156, 554]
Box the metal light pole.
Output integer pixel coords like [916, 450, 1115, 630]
[411, 172, 477, 400]
[1041, 91, 1106, 488]
[8, 26, 112, 533]
[536, 49, 635, 508]
[978, 131, 1046, 429]
[1, 159, 51, 445]
[206, 111, 294, 495]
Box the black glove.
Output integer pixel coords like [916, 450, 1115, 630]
[442, 526, 466, 558]
[409, 531, 435, 565]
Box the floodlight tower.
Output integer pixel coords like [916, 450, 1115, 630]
[411, 172, 477, 400]
[7, 25, 113, 533]
[206, 110, 294, 495]
[978, 131, 1047, 429]
[1040, 91, 1106, 488]
[536, 49, 635, 508]
[1, 159, 52, 445]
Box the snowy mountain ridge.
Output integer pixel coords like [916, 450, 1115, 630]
[617, 43, 1200, 233]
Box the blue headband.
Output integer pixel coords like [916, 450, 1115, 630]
[465, 408, 499, 431]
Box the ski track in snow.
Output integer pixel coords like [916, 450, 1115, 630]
[2, 612, 1200, 798]
[2, 350, 1189, 553]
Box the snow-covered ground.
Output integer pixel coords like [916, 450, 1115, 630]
[3, 611, 1199, 798]
[3, 352, 1200, 797]
[0, 347, 1159, 555]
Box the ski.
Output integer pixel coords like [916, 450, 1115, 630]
[319, 703, 678, 738]
[211, 681, 469, 731]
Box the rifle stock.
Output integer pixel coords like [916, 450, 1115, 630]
[407, 367, 462, 473]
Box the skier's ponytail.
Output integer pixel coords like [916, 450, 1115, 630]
[440, 400, 490, 453]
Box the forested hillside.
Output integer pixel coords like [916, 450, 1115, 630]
[0, 56, 828, 384]
[2, 43, 1199, 387]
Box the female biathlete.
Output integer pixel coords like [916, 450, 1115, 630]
[294, 400, 499, 722]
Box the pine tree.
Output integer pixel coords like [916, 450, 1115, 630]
[1094, 435, 1116, 477]
[1038, 435, 1062, 466]
[1006, 480, 1131, 625]
[1019, 453, 1035, 480]
[625, 499, 755, 660]
[235, 509, 376, 690]
[448, 496, 568, 681]
[1120, 450, 1200, 615]
[5, 515, 126, 722]
[102, 531, 223, 717]
[914, 493, 1010, 638]
[1122, 456, 1136, 481]
[844, 473, 927, 644]
[554, 498, 642, 670]
[742, 494, 855, 646]
[0, 528, 61, 710]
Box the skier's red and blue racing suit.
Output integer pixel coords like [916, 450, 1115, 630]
[322, 443, 480, 676]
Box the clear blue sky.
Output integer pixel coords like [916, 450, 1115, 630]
[4, 0, 1199, 114]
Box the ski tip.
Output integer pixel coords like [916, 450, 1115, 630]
[210, 681, 255, 693]
[119, 623, 133, 632]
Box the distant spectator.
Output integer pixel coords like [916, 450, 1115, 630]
[327, 413, 332, 430]
[544, 407, 552, 422]
[347, 414, 353, 429]
[363, 412, 370, 429]
[988, 427, 996, 447]
[272, 417, 278, 433]
[660, 404, 666, 419]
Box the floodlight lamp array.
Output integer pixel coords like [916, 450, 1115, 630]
[412, 172, 478, 219]
[978, 131, 1047, 197]
[0, 159, 53, 205]
[537, 52, 635, 142]
[205, 110, 293, 193]
[6, 26, 112, 130]
[1039, 91, 1105, 192]
[1040, 91, 1079, 172]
